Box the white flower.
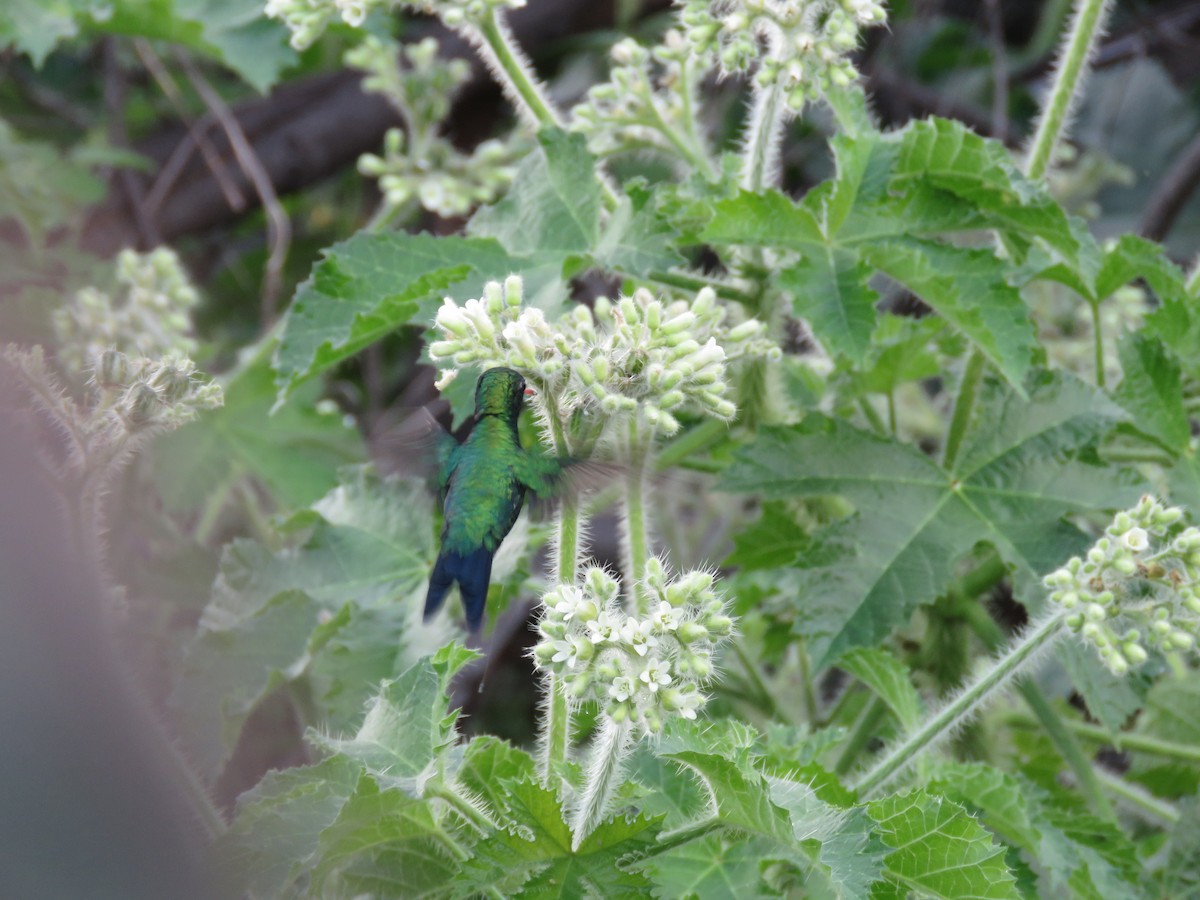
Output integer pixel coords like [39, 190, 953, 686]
[638, 660, 672, 693]
[587, 611, 619, 645]
[621, 618, 659, 657]
[649, 601, 683, 634]
[609, 675, 637, 703]
[1121, 527, 1149, 553]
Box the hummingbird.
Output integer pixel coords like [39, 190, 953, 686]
[423, 367, 559, 636]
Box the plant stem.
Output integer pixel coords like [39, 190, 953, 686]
[1017, 680, 1116, 820]
[858, 397, 887, 435]
[1093, 767, 1179, 824]
[834, 694, 887, 776]
[853, 611, 1066, 796]
[1024, 0, 1114, 180]
[643, 270, 756, 305]
[539, 411, 578, 785]
[963, 602, 1117, 820]
[425, 781, 496, 836]
[623, 417, 650, 614]
[731, 639, 786, 723]
[1090, 300, 1106, 387]
[655, 418, 726, 471]
[796, 638, 818, 725]
[1188, 256, 1200, 299]
[1010, 714, 1200, 764]
[472, 9, 617, 210]
[740, 70, 788, 192]
[570, 717, 633, 850]
[474, 10, 563, 131]
[942, 350, 986, 471]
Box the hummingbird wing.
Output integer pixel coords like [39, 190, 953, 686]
[369, 405, 460, 495]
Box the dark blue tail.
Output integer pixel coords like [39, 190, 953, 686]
[424, 547, 494, 633]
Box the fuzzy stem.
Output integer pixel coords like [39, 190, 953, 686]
[570, 717, 634, 850]
[1090, 300, 1106, 387]
[623, 417, 651, 614]
[834, 694, 888, 776]
[1024, 0, 1114, 181]
[1061, 718, 1200, 764]
[853, 611, 1066, 797]
[473, 10, 563, 131]
[942, 350, 986, 471]
[643, 270, 755, 305]
[1093, 767, 1180, 824]
[1017, 680, 1115, 820]
[739, 73, 788, 192]
[471, 10, 618, 211]
[425, 780, 498, 836]
[965, 603, 1116, 820]
[538, 410, 578, 785]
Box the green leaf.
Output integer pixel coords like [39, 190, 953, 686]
[454, 737, 539, 835]
[273, 232, 515, 401]
[313, 775, 462, 897]
[154, 358, 363, 511]
[861, 238, 1035, 391]
[778, 249, 879, 364]
[173, 588, 320, 781]
[803, 806, 888, 900]
[173, 0, 296, 92]
[594, 182, 684, 276]
[173, 471, 448, 779]
[0, 0, 84, 65]
[867, 789, 1019, 899]
[928, 762, 1144, 900]
[839, 648, 923, 732]
[721, 371, 1144, 667]
[725, 502, 815, 572]
[1115, 333, 1190, 453]
[216, 755, 362, 899]
[456, 778, 659, 899]
[312, 653, 467, 784]
[0, 121, 104, 242]
[1058, 640, 1152, 733]
[642, 835, 775, 900]
[1129, 678, 1200, 798]
[1161, 799, 1200, 899]
[468, 127, 599, 308]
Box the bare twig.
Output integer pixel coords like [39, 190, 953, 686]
[984, 0, 1009, 141]
[133, 40, 246, 217]
[1139, 129, 1200, 242]
[175, 50, 292, 325]
[103, 39, 159, 248]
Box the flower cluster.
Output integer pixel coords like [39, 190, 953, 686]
[571, 31, 710, 167]
[429, 276, 779, 436]
[1045, 496, 1200, 675]
[54, 248, 199, 378]
[95, 349, 224, 431]
[680, 0, 888, 109]
[359, 132, 517, 218]
[264, 0, 386, 50]
[266, 0, 525, 48]
[533, 560, 733, 735]
[349, 37, 520, 218]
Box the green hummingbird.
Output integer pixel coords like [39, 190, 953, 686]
[424, 366, 559, 635]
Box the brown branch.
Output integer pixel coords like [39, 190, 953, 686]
[83, 0, 653, 251]
[1139, 128, 1200, 242]
[133, 40, 246, 217]
[176, 51, 292, 324]
[102, 39, 159, 249]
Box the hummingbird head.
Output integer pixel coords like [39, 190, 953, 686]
[474, 367, 527, 422]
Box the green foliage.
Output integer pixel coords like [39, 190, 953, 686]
[18, 0, 1200, 896]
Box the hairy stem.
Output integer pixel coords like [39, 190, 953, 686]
[570, 717, 634, 850]
[853, 611, 1066, 796]
[1018, 680, 1115, 820]
[623, 417, 651, 614]
[1024, 0, 1114, 180]
[1090, 300, 1106, 387]
[1094, 768, 1180, 824]
[425, 780, 498, 836]
[942, 350, 986, 471]
[473, 10, 563, 131]
[739, 65, 788, 192]
[539, 410, 578, 785]
[965, 603, 1115, 820]
[1009, 713, 1200, 764]
[834, 694, 887, 776]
